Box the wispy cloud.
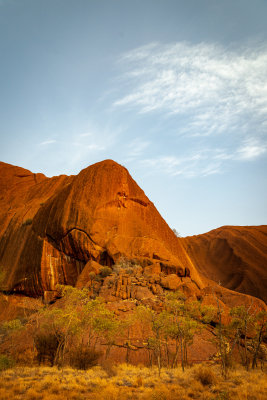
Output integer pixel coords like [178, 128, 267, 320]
[140, 156, 221, 178]
[235, 138, 267, 160]
[140, 151, 222, 178]
[139, 136, 267, 178]
[111, 41, 267, 178]
[39, 140, 56, 145]
[127, 138, 150, 158]
[86, 144, 105, 151]
[114, 42, 267, 139]
[70, 142, 105, 151]
[79, 132, 92, 138]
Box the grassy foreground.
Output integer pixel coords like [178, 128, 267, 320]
[0, 363, 266, 400]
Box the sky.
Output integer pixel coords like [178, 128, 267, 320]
[0, 0, 267, 237]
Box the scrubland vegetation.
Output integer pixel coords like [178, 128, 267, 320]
[0, 261, 266, 399]
[0, 363, 266, 400]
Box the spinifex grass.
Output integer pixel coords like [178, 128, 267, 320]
[0, 364, 266, 400]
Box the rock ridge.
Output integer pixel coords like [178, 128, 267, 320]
[0, 160, 266, 308]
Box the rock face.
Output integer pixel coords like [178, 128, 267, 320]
[183, 226, 267, 303]
[0, 160, 266, 307]
[0, 160, 202, 297]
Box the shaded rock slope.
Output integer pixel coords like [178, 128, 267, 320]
[183, 225, 267, 303]
[0, 160, 266, 308]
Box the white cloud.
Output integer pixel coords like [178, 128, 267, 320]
[138, 137, 267, 178]
[79, 132, 92, 138]
[114, 42, 267, 139]
[86, 144, 105, 151]
[235, 138, 267, 160]
[39, 140, 56, 145]
[140, 151, 222, 178]
[112, 42, 267, 178]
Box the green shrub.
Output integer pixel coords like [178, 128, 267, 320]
[34, 332, 62, 366]
[2, 318, 23, 332]
[100, 266, 112, 278]
[70, 346, 102, 370]
[89, 271, 96, 280]
[0, 354, 15, 371]
[22, 218, 33, 226]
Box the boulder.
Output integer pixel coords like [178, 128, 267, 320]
[160, 274, 181, 290]
[144, 262, 161, 276]
[177, 282, 201, 299]
[134, 286, 155, 301]
[75, 260, 102, 288]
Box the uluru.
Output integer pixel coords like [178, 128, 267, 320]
[0, 159, 266, 309]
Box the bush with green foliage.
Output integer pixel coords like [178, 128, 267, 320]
[0, 354, 15, 371]
[22, 218, 33, 226]
[34, 332, 62, 366]
[89, 271, 96, 280]
[100, 266, 112, 278]
[1, 319, 23, 332]
[70, 346, 102, 370]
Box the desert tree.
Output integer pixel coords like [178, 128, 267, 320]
[212, 288, 230, 378]
[229, 304, 254, 370]
[251, 310, 267, 369]
[34, 285, 91, 366]
[165, 291, 207, 370]
[134, 305, 167, 376]
[0, 319, 23, 355]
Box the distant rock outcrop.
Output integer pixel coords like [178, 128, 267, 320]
[183, 225, 267, 303]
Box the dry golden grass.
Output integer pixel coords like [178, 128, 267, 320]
[0, 363, 266, 399]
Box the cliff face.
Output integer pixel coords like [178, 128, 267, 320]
[183, 226, 267, 303]
[0, 160, 203, 297]
[0, 160, 266, 307]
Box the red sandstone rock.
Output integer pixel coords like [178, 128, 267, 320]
[75, 260, 102, 289]
[160, 274, 181, 290]
[134, 286, 155, 301]
[177, 282, 201, 299]
[0, 160, 203, 297]
[0, 160, 266, 311]
[143, 262, 161, 276]
[183, 225, 267, 303]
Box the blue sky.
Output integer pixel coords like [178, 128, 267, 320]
[0, 0, 267, 236]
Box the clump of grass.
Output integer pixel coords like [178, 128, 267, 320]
[101, 362, 117, 377]
[25, 388, 43, 400]
[136, 376, 143, 387]
[193, 364, 218, 386]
